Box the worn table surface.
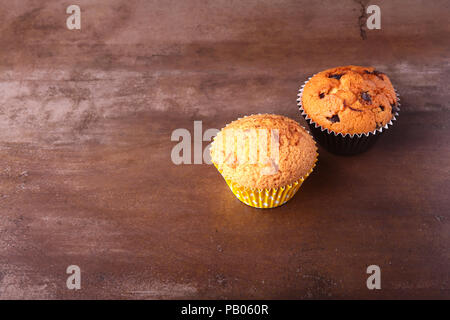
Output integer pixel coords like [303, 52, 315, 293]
[0, 0, 449, 299]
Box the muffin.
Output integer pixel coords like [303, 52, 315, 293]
[298, 65, 400, 155]
[210, 114, 317, 208]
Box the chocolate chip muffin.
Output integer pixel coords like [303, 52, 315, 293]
[301, 65, 399, 135]
[298, 65, 400, 155]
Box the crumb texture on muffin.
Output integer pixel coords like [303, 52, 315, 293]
[210, 114, 317, 189]
[301, 65, 398, 134]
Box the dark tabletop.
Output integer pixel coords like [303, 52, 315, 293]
[0, 0, 448, 299]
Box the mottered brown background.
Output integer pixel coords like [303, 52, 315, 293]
[0, 0, 448, 299]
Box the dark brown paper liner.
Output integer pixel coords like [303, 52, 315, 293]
[297, 76, 400, 155]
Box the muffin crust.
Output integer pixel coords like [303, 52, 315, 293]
[301, 66, 398, 135]
[211, 114, 317, 189]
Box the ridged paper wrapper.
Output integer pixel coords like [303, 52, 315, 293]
[212, 156, 317, 209]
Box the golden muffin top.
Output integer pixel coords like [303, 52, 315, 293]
[301, 65, 399, 135]
[210, 114, 317, 189]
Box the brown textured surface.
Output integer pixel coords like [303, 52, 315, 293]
[301, 65, 397, 134]
[0, 0, 449, 299]
[211, 114, 317, 189]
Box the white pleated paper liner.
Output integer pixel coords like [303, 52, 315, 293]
[297, 75, 400, 155]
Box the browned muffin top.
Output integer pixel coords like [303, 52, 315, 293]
[301, 65, 399, 135]
[210, 114, 317, 189]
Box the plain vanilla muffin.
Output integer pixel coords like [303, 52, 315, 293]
[210, 114, 317, 208]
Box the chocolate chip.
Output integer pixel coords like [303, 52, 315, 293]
[361, 91, 372, 103]
[349, 107, 362, 112]
[364, 70, 384, 80]
[319, 92, 325, 99]
[328, 74, 343, 80]
[379, 105, 385, 111]
[327, 114, 340, 123]
[373, 70, 384, 77]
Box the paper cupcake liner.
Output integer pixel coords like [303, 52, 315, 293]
[297, 75, 400, 155]
[213, 158, 317, 209]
